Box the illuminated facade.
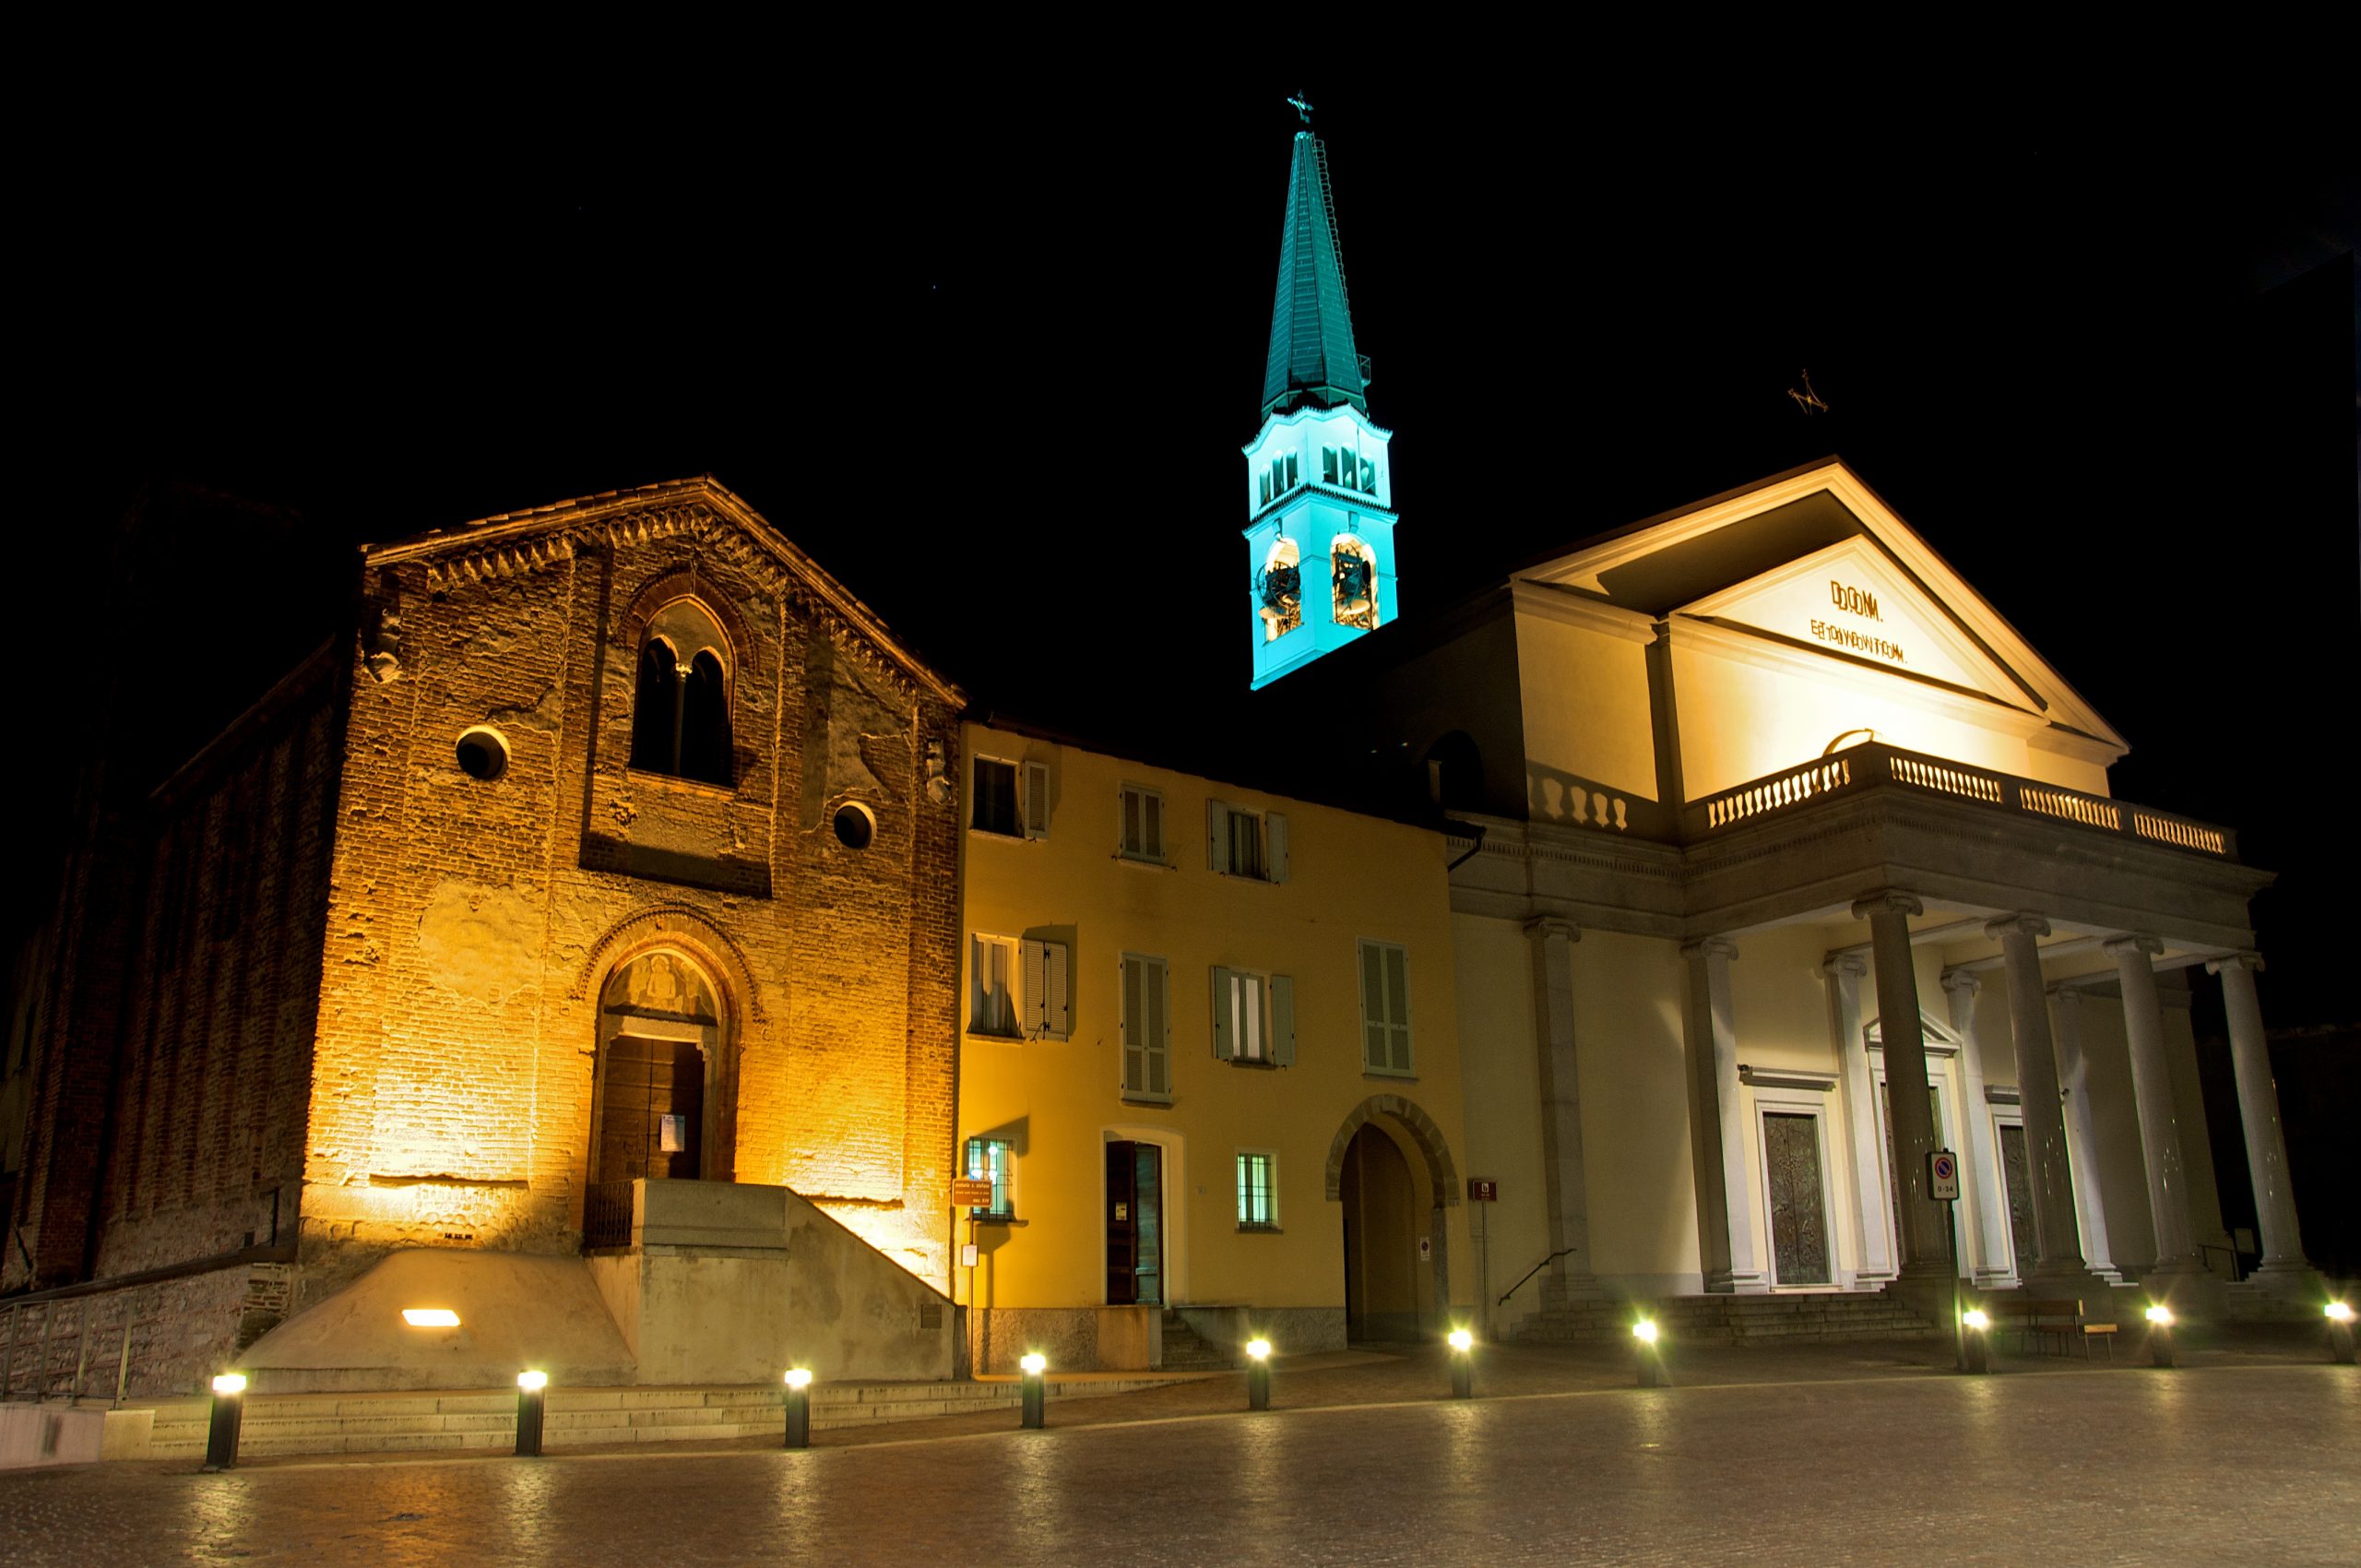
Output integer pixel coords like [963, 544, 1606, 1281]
[1247, 130, 1399, 690]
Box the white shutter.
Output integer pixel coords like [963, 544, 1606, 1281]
[1121, 956, 1145, 1093]
[1385, 944, 1412, 1071]
[1211, 968, 1235, 1060]
[1022, 761, 1050, 840]
[1207, 799, 1229, 872]
[1146, 957, 1169, 1096]
[1043, 941, 1069, 1040]
[1143, 790, 1164, 860]
[1359, 941, 1389, 1070]
[1020, 939, 1047, 1037]
[1271, 974, 1295, 1067]
[1266, 812, 1289, 884]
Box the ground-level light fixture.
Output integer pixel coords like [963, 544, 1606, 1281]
[1020, 1352, 1048, 1429]
[783, 1368, 813, 1448]
[402, 1308, 461, 1328]
[2326, 1301, 2355, 1365]
[1960, 1308, 1991, 1375]
[516, 1370, 549, 1456]
[2144, 1304, 2177, 1368]
[1633, 1319, 1667, 1388]
[1245, 1337, 1273, 1411]
[1447, 1327, 1475, 1400]
[203, 1373, 247, 1471]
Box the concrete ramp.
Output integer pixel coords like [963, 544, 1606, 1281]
[241, 1251, 635, 1393]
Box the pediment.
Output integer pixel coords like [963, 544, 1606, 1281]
[363, 475, 963, 707]
[1679, 538, 2032, 709]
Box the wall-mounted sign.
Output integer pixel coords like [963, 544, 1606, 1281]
[1928, 1149, 1960, 1202]
[1418, 1237, 1432, 1261]
[658, 1114, 687, 1154]
[1467, 1178, 1500, 1202]
[950, 1177, 996, 1208]
[960, 1243, 979, 1268]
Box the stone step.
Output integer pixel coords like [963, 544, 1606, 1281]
[1513, 1291, 1940, 1345]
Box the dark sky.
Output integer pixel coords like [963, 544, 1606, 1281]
[23, 76, 2356, 1024]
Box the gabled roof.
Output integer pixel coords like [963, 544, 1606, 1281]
[1261, 132, 1367, 418]
[1516, 459, 2126, 753]
[362, 475, 965, 707]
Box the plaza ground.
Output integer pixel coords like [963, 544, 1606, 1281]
[3, 1329, 2354, 1565]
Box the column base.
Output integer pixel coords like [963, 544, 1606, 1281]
[1704, 1269, 1772, 1295]
[2137, 1256, 2226, 1317]
[2242, 1260, 2326, 1301]
[2019, 1265, 2118, 1308]
[1972, 1266, 2020, 1290]
[1538, 1269, 1614, 1312]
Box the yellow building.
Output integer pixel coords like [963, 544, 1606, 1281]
[955, 721, 1470, 1371]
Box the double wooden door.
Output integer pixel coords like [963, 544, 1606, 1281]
[1105, 1141, 1163, 1305]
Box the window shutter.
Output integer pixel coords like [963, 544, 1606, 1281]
[1385, 944, 1412, 1071]
[1266, 813, 1289, 884]
[1121, 787, 1140, 856]
[1021, 939, 1047, 1037]
[1044, 942, 1069, 1040]
[1146, 958, 1169, 1096]
[1121, 957, 1145, 1094]
[1022, 761, 1050, 840]
[1211, 968, 1235, 1060]
[1206, 800, 1229, 872]
[1359, 942, 1388, 1069]
[1271, 974, 1295, 1067]
[1143, 790, 1164, 860]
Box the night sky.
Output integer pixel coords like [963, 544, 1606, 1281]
[21, 77, 2355, 1028]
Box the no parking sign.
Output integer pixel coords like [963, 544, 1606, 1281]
[1928, 1149, 1960, 1202]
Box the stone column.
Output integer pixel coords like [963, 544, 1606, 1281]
[1824, 955, 1894, 1284]
[2049, 987, 2122, 1284]
[1681, 937, 1765, 1293]
[2106, 935, 2210, 1295]
[1853, 892, 1947, 1284]
[2208, 952, 2317, 1294]
[1525, 918, 1607, 1307]
[1986, 914, 2105, 1292]
[1942, 969, 2014, 1287]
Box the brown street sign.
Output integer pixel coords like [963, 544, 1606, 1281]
[1467, 1178, 1499, 1202]
[951, 1177, 997, 1208]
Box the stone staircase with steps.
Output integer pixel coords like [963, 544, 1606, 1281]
[1513, 1290, 1940, 1346]
[115, 1375, 1186, 1462]
[1159, 1311, 1235, 1371]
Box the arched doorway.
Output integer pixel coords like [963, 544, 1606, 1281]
[1341, 1125, 1418, 1339]
[590, 949, 727, 1184]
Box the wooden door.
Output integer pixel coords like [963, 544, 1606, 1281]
[1105, 1142, 1164, 1306]
[598, 1036, 705, 1182]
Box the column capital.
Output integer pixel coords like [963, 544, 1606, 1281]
[2206, 950, 2265, 976]
[2104, 933, 2165, 959]
[2047, 982, 2087, 1007]
[1821, 953, 1869, 980]
[1523, 916, 1581, 944]
[1681, 937, 1739, 962]
[1851, 890, 1924, 921]
[1940, 968, 1982, 998]
[1984, 912, 2051, 942]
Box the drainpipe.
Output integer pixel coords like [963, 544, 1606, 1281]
[1444, 819, 1488, 873]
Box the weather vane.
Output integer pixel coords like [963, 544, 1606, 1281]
[1787, 368, 1829, 415]
[1288, 90, 1314, 125]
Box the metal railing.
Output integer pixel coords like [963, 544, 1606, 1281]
[582, 1182, 637, 1251]
[1681, 742, 2235, 858]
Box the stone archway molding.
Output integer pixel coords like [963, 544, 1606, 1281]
[572, 905, 766, 1031]
[1323, 1094, 1461, 1205]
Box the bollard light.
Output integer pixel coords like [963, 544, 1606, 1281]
[2144, 1304, 2176, 1368]
[1633, 1319, 1665, 1388]
[1019, 1352, 1048, 1429]
[1447, 1327, 1474, 1400]
[2326, 1301, 2355, 1365]
[202, 1373, 247, 1472]
[783, 1368, 813, 1449]
[1245, 1337, 1272, 1412]
[515, 1370, 549, 1457]
[1960, 1308, 1990, 1375]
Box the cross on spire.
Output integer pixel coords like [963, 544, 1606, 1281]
[1287, 90, 1314, 125]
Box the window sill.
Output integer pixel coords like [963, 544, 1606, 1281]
[1115, 852, 1172, 870]
[624, 766, 738, 801]
[1362, 1067, 1418, 1082]
[1225, 1057, 1281, 1071]
[1212, 871, 1279, 886]
[1235, 1224, 1283, 1235]
[967, 826, 1030, 842]
[1120, 1091, 1175, 1107]
[967, 1213, 1022, 1227]
[968, 1028, 1025, 1044]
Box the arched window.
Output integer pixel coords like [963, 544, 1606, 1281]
[1257, 537, 1303, 642]
[1332, 536, 1378, 631]
[629, 599, 734, 788]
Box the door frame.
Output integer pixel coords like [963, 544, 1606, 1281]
[1103, 1125, 1186, 1305]
[1753, 1096, 1841, 1290]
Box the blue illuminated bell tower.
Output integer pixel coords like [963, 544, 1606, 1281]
[1245, 116, 1399, 690]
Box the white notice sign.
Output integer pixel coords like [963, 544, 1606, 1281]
[1928, 1149, 1960, 1202]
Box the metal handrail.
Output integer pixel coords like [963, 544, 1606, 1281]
[2197, 1241, 2245, 1283]
[1499, 1249, 1578, 1307]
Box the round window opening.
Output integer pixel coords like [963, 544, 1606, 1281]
[832, 802, 875, 849]
[456, 727, 511, 782]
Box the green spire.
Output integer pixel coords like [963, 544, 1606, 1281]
[1261, 131, 1368, 418]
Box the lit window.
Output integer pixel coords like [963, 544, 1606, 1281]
[1333, 537, 1378, 631]
[972, 935, 1019, 1036]
[966, 1137, 1013, 1219]
[1213, 968, 1295, 1065]
[973, 757, 1048, 838]
[1207, 802, 1288, 883]
[1257, 537, 1303, 642]
[1120, 954, 1170, 1100]
[1358, 939, 1412, 1075]
[1237, 1152, 1277, 1229]
[1120, 783, 1167, 862]
[630, 600, 734, 788]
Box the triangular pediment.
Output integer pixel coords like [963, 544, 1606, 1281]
[1515, 461, 2124, 753]
[1679, 538, 2031, 708]
[362, 476, 964, 706]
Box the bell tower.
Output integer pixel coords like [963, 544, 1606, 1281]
[1246, 113, 1399, 690]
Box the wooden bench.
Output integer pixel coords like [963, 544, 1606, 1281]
[1981, 1297, 2094, 1357]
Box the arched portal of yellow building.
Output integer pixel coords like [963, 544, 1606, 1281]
[1327, 1095, 1461, 1342]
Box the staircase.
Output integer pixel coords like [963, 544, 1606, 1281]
[118, 1375, 1180, 1462]
[1159, 1311, 1234, 1371]
[1514, 1291, 1940, 1346]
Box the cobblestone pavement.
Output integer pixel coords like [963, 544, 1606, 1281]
[4, 1339, 2355, 1565]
